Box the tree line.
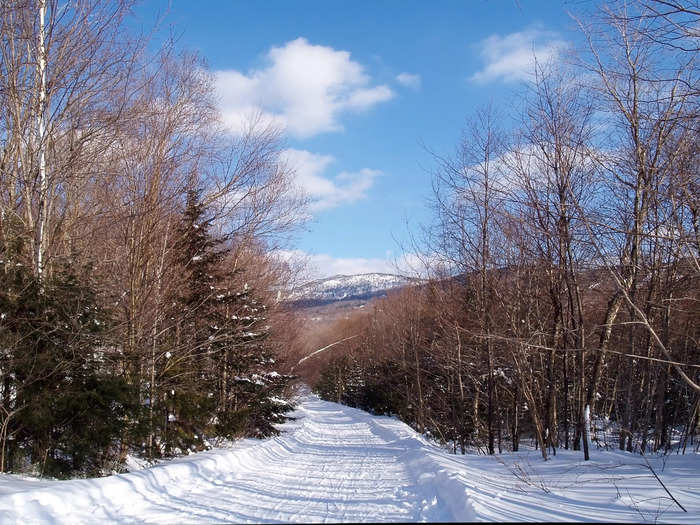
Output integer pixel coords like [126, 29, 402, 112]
[310, 0, 699, 460]
[0, 0, 304, 477]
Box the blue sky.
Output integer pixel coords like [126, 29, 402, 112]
[134, 1, 582, 279]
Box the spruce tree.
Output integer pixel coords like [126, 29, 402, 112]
[160, 188, 292, 453]
[0, 227, 136, 477]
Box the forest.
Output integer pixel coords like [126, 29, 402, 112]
[309, 1, 700, 461]
[0, 0, 698, 480]
[0, 0, 306, 477]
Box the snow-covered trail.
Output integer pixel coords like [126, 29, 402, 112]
[0, 394, 699, 523]
[0, 396, 471, 523]
[106, 397, 456, 523]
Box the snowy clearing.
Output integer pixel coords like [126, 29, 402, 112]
[0, 394, 698, 523]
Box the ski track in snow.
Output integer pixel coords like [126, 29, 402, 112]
[0, 394, 698, 523]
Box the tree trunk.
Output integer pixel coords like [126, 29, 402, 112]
[35, 0, 48, 281]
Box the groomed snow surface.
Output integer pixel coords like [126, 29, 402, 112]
[0, 394, 698, 523]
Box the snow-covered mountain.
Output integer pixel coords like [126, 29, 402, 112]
[288, 273, 421, 304]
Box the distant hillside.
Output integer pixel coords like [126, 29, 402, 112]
[287, 273, 422, 308]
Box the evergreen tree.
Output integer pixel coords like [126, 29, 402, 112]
[157, 189, 292, 454]
[0, 229, 137, 477]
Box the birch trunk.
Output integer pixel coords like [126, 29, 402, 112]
[35, 0, 48, 281]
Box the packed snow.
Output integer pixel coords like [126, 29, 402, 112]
[0, 394, 697, 523]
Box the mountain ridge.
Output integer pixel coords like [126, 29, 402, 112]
[287, 272, 422, 307]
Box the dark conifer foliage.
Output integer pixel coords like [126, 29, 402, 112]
[0, 187, 294, 477]
[147, 189, 293, 458]
[0, 232, 137, 477]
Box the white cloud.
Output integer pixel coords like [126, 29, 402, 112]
[280, 148, 381, 212]
[470, 28, 567, 84]
[215, 38, 394, 138]
[278, 250, 395, 279]
[396, 72, 421, 89]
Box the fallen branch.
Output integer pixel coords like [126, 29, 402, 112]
[641, 455, 687, 513]
[294, 334, 361, 368]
